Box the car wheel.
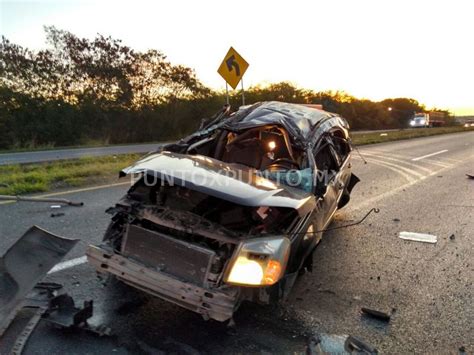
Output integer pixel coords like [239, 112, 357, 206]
[337, 188, 351, 209]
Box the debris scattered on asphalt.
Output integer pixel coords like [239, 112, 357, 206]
[50, 205, 62, 209]
[399, 231, 437, 244]
[43, 294, 111, 336]
[393, 218, 400, 222]
[0, 226, 79, 336]
[307, 333, 378, 354]
[361, 307, 391, 322]
[10, 307, 45, 354]
[346, 336, 379, 354]
[0, 195, 83, 206]
[50, 212, 65, 218]
[380, 133, 388, 136]
[44, 294, 93, 328]
[449, 234, 456, 240]
[35, 282, 63, 291]
[466, 174, 474, 179]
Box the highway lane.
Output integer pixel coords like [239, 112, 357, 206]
[0, 143, 162, 165]
[0, 128, 418, 165]
[0, 131, 472, 353]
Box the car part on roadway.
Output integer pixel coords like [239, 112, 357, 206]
[0, 226, 79, 336]
[307, 333, 378, 354]
[0, 195, 84, 206]
[399, 231, 437, 244]
[361, 307, 391, 322]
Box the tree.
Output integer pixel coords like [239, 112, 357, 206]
[381, 98, 425, 128]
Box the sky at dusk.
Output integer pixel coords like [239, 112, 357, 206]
[1, 0, 473, 115]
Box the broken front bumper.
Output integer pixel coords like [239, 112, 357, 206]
[86, 245, 240, 322]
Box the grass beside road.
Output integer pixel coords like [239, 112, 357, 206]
[351, 126, 474, 145]
[0, 154, 141, 196]
[1, 126, 473, 196]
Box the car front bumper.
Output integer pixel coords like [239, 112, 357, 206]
[86, 245, 240, 322]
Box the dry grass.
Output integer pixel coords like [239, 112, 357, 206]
[0, 154, 141, 195]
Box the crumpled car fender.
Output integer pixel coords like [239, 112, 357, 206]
[0, 226, 78, 336]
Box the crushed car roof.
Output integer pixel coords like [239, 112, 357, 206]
[229, 101, 336, 139]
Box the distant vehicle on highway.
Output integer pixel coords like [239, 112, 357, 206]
[87, 101, 359, 322]
[463, 120, 474, 128]
[409, 112, 446, 128]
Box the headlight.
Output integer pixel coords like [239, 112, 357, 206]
[224, 237, 290, 286]
[410, 121, 415, 126]
[420, 119, 426, 124]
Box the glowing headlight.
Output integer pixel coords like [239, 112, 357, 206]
[224, 237, 290, 286]
[226, 256, 264, 285]
[420, 119, 426, 124]
[410, 121, 415, 126]
[268, 141, 276, 150]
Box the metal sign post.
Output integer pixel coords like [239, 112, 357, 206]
[225, 82, 230, 105]
[217, 47, 249, 107]
[241, 77, 245, 106]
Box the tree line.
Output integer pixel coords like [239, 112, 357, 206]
[0, 27, 453, 149]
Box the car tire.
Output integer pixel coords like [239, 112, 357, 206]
[337, 189, 351, 209]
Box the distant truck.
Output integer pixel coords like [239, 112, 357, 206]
[409, 112, 446, 128]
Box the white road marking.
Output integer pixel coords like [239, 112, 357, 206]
[349, 155, 469, 212]
[0, 181, 130, 205]
[361, 152, 434, 173]
[411, 150, 448, 161]
[363, 156, 425, 178]
[363, 150, 413, 159]
[352, 156, 416, 182]
[365, 149, 456, 165]
[48, 255, 88, 274]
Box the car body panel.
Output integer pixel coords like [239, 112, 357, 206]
[0, 226, 78, 335]
[121, 151, 316, 217]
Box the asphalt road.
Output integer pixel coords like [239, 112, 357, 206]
[0, 131, 473, 353]
[0, 143, 162, 165]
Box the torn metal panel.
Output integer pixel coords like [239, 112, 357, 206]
[44, 294, 93, 328]
[10, 307, 44, 355]
[228, 101, 337, 143]
[0, 226, 79, 336]
[87, 245, 239, 322]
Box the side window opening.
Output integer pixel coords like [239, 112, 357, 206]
[330, 130, 350, 166]
[313, 137, 340, 196]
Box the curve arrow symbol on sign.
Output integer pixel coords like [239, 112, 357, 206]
[226, 55, 241, 76]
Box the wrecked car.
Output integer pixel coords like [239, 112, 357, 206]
[87, 101, 359, 322]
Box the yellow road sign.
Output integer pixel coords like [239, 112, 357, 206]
[217, 47, 249, 90]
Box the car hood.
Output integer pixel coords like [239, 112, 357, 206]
[120, 152, 315, 216]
